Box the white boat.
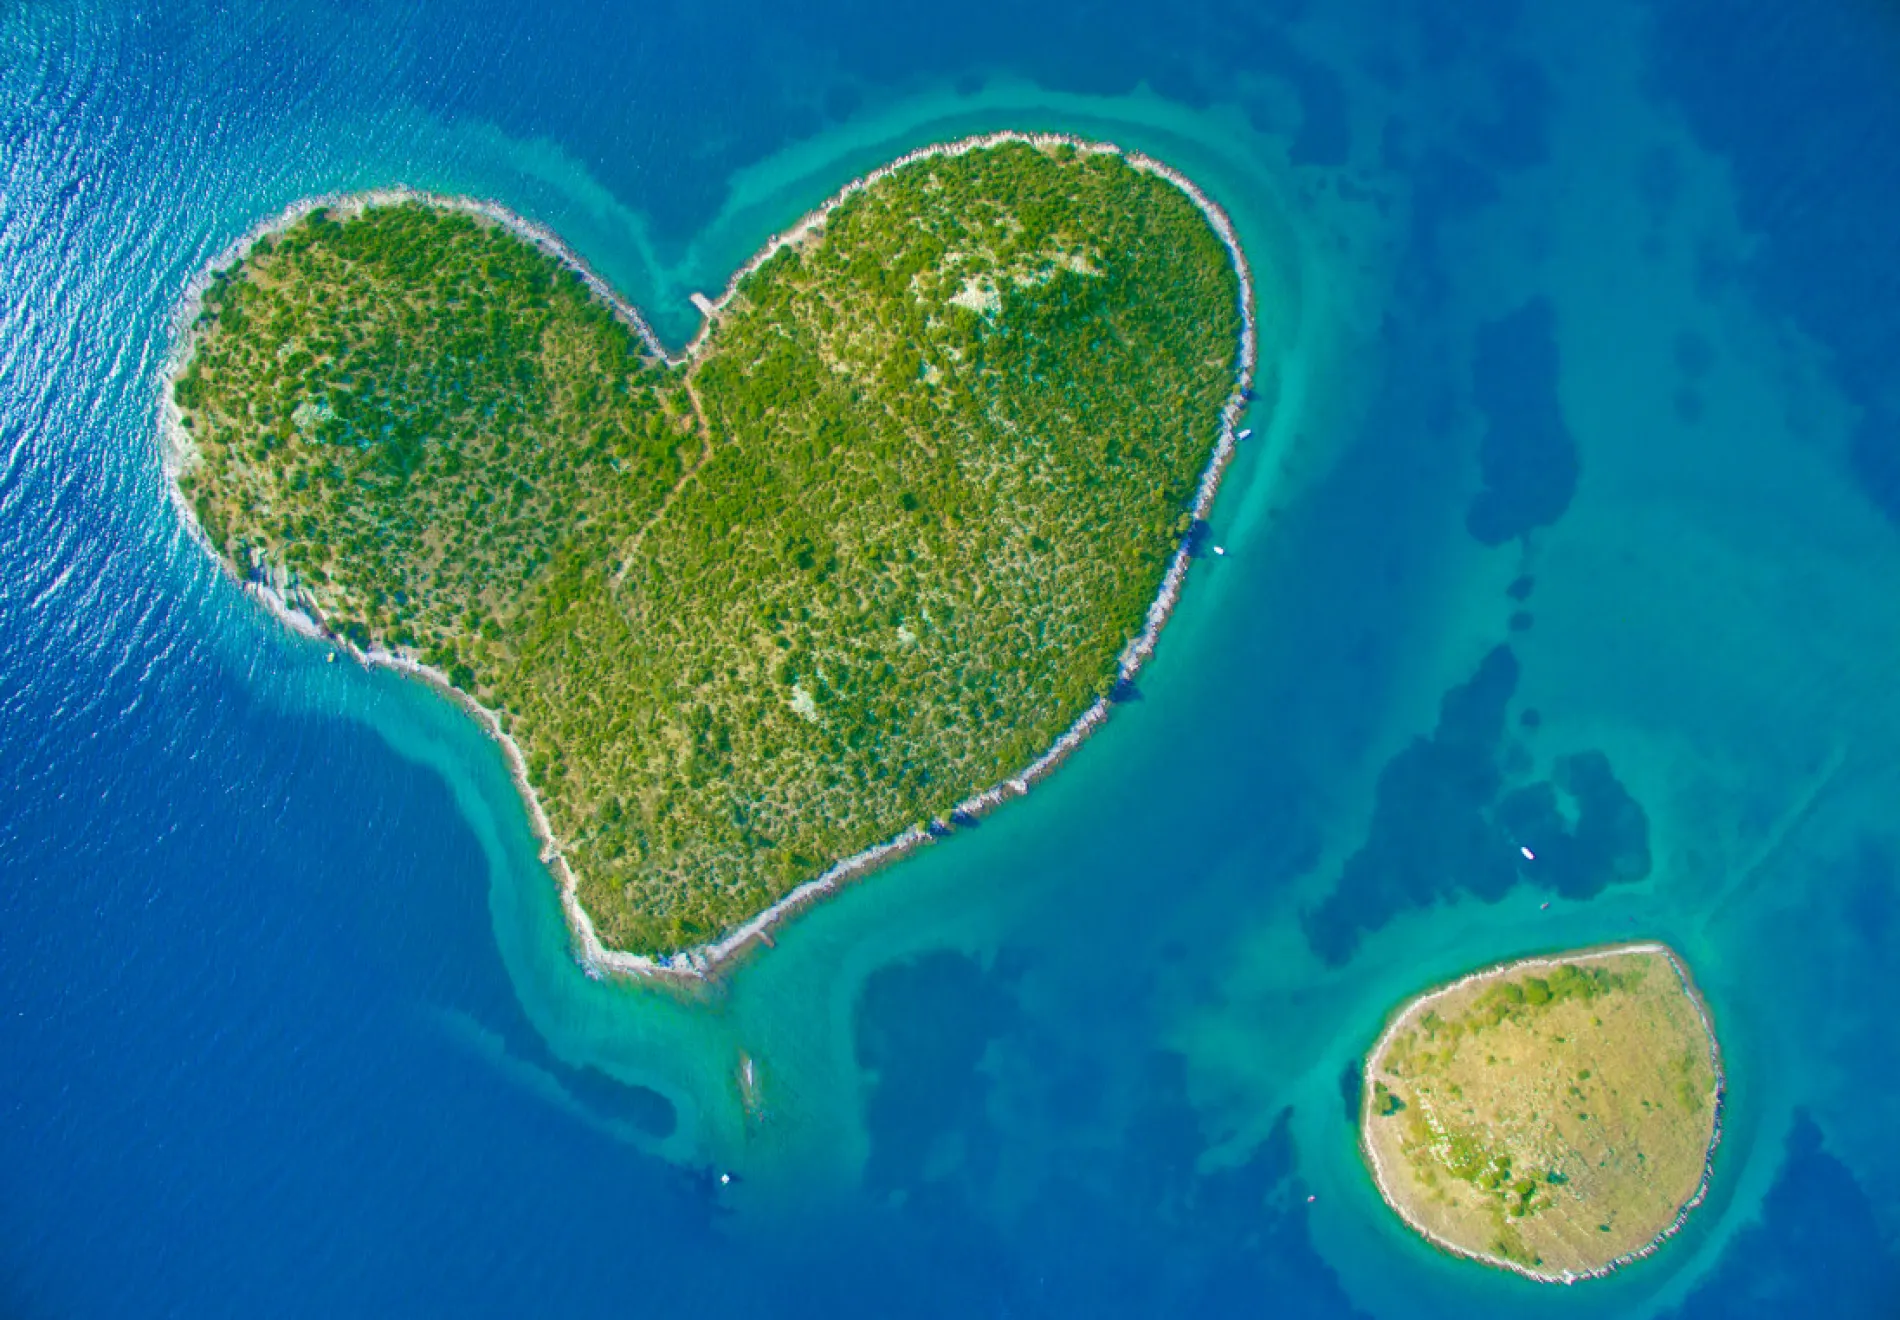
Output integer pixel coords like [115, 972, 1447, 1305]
[1237, 428, 1253, 441]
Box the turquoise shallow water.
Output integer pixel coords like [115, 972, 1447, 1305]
[5, 0, 1900, 1314]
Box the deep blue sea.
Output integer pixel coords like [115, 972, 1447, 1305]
[7, 0, 1900, 1315]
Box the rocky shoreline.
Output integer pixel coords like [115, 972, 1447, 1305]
[157, 131, 1259, 984]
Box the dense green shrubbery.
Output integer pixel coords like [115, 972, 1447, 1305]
[176, 143, 1241, 953]
[1468, 962, 1640, 1031]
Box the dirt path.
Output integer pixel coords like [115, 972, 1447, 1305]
[613, 373, 715, 587]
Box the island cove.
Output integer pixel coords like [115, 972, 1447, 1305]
[161, 132, 1258, 980]
[1360, 943, 1724, 1285]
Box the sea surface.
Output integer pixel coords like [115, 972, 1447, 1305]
[5, 0, 1900, 1315]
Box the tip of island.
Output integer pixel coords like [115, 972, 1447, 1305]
[159, 132, 1257, 980]
[1360, 941, 1723, 1284]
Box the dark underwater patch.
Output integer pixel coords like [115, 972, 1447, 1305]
[1494, 751, 1651, 902]
[1303, 645, 1519, 965]
[1849, 414, 1900, 527]
[1462, 55, 1552, 173]
[853, 948, 1022, 1197]
[1398, 149, 1505, 308]
[1465, 298, 1580, 546]
[1024, 1057, 1371, 1316]
[1844, 835, 1897, 952]
[1338, 1058, 1364, 1125]
[1238, 30, 1353, 169]
[1302, 645, 1651, 964]
[1650, 0, 1900, 529]
[558, 1064, 678, 1139]
[1668, 1112, 1900, 1318]
[847, 971, 1371, 1314]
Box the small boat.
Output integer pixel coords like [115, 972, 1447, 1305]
[1237, 428, 1253, 441]
[1213, 545, 1226, 556]
[1519, 845, 1536, 860]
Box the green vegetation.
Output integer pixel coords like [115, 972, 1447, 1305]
[172, 142, 1243, 954]
[1362, 945, 1721, 1280]
[1460, 960, 1639, 1033]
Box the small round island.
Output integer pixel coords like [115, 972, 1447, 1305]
[1360, 942, 1722, 1283]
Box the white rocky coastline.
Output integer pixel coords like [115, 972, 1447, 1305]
[158, 131, 1259, 985]
[1359, 941, 1727, 1286]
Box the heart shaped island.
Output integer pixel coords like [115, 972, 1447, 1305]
[163, 134, 1255, 975]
